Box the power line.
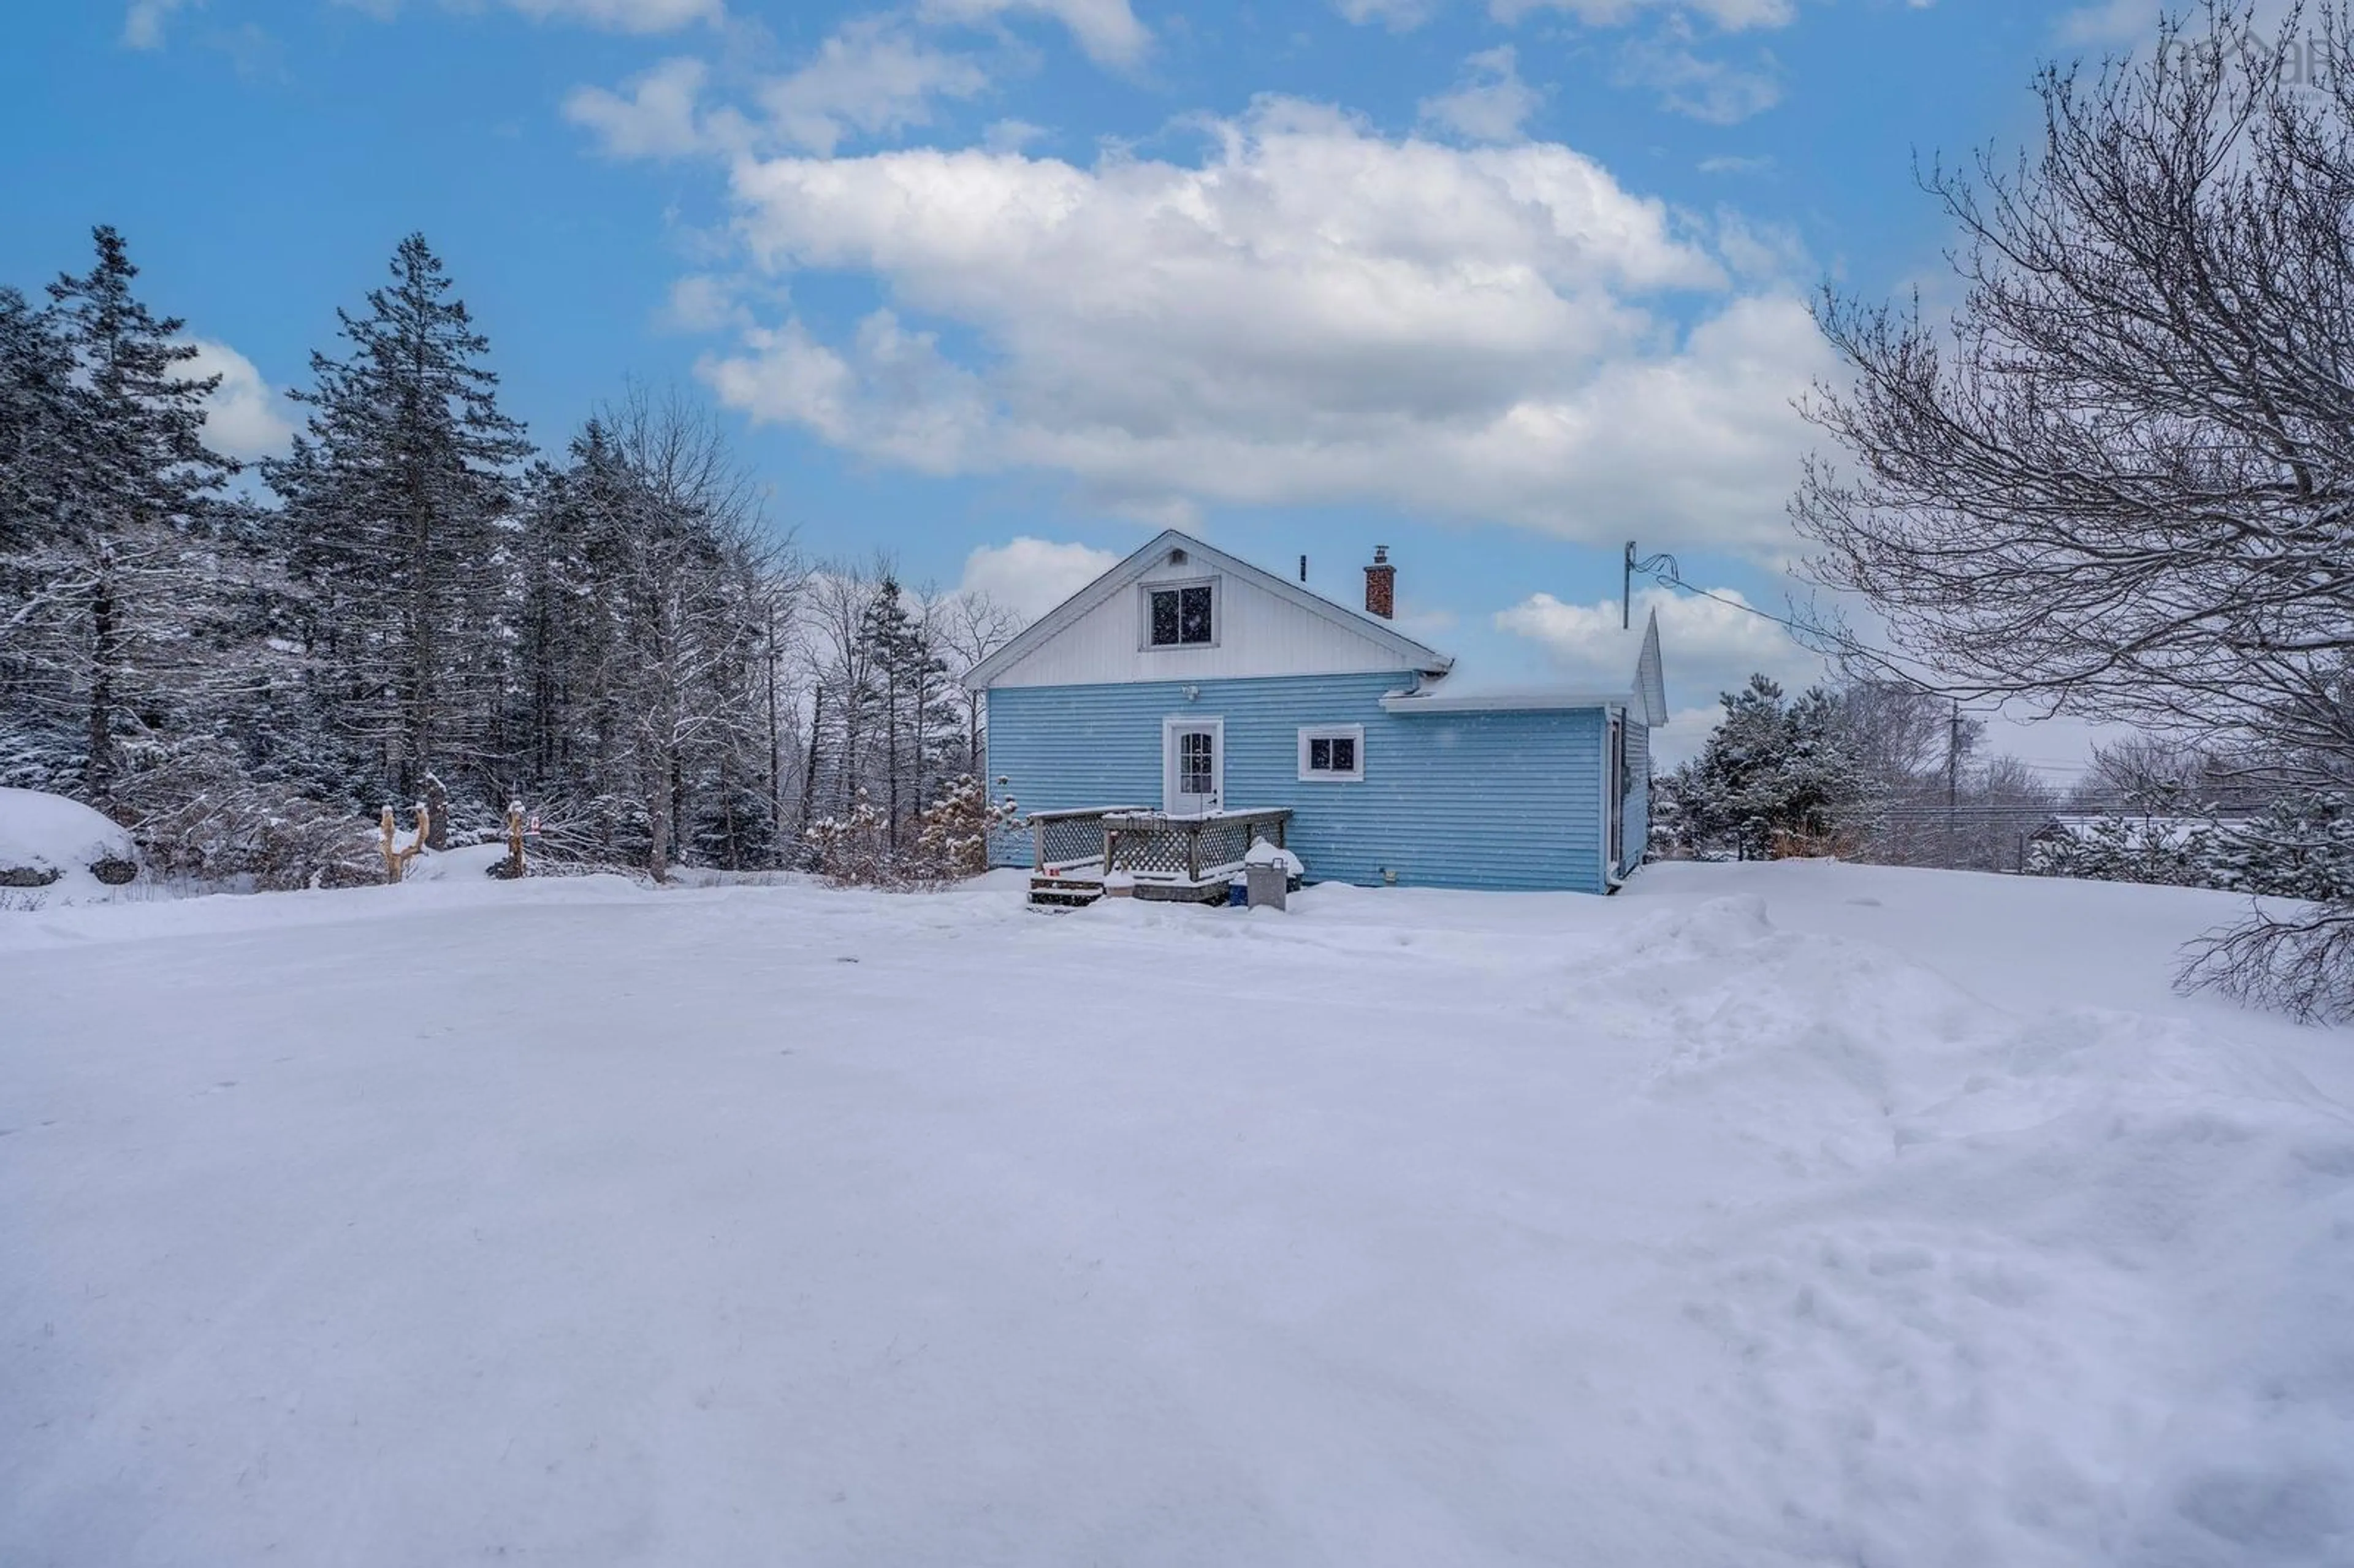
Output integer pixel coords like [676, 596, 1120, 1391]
[1623, 544, 2012, 709]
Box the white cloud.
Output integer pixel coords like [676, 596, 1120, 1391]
[920, 0, 1151, 67]
[1493, 0, 1795, 30]
[761, 17, 990, 155]
[330, 0, 718, 29]
[564, 56, 709, 158]
[1497, 583, 1829, 742]
[660, 273, 748, 333]
[502, 0, 721, 30]
[1335, 0, 1442, 29]
[1615, 34, 1783, 123]
[958, 536, 1123, 619]
[2054, 0, 2157, 46]
[702, 99, 1829, 551]
[2055, 0, 2301, 48]
[122, 0, 193, 49]
[185, 339, 295, 461]
[984, 118, 1048, 152]
[1419, 46, 1542, 143]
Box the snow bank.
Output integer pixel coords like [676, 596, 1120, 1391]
[0, 786, 139, 907]
[1, 861, 2348, 1566]
[1581, 890, 2354, 1565]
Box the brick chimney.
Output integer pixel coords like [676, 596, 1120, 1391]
[1363, 544, 1396, 620]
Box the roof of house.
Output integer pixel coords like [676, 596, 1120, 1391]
[960, 529, 1456, 691]
[1378, 610, 1669, 726]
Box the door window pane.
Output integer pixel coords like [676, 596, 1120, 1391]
[1180, 732, 1214, 794]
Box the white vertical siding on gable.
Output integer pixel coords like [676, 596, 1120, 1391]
[1623, 720, 1650, 877]
[988, 556, 1419, 688]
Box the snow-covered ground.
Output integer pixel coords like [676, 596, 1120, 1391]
[4, 863, 2350, 1566]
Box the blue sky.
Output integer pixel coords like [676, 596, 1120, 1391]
[2, 0, 2175, 766]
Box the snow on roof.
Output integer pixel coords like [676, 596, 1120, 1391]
[1382, 609, 1669, 724]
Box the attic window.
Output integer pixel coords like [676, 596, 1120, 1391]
[1146, 582, 1216, 648]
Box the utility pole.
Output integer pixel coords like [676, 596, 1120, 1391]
[1946, 698, 1962, 869]
[1622, 540, 1636, 630]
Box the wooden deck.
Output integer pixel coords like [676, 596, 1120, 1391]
[1026, 807, 1293, 908]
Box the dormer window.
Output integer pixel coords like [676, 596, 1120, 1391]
[1145, 580, 1217, 649]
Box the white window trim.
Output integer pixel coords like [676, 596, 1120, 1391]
[1162, 715, 1225, 812]
[1138, 576, 1222, 652]
[1297, 723, 1366, 783]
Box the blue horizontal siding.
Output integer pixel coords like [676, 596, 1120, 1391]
[985, 673, 1610, 892]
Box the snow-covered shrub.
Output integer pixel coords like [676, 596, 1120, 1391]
[806, 777, 1018, 889]
[910, 776, 1018, 884]
[2207, 792, 2354, 903]
[103, 744, 381, 890]
[2027, 813, 2223, 889]
[2177, 793, 2354, 1023]
[806, 789, 899, 888]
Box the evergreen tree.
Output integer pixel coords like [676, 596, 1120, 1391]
[857, 575, 954, 846]
[505, 397, 787, 880]
[1663, 675, 1872, 859]
[21, 228, 235, 797]
[0, 284, 83, 785]
[265, 233, 529, 807]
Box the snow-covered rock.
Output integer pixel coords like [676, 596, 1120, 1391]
[0, 787, 140, 905]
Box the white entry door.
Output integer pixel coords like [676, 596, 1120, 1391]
[1163, 717, 1224, 815]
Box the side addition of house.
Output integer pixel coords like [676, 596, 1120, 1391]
[963, 531, 1667, 898]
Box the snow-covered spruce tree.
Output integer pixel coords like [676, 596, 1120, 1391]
[856, 574, 959, 849]
[1661, 676, 1873, 859]
[264, 234, 530, 812]
[0, 283, 86, 788]
[4, 229, 243, 807]
[503, 392, 790, 881]
[2212, 792, 2354, 904]
[1792, 3, 2354, 1016]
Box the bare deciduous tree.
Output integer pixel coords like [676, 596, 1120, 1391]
[1793, 1, 2354, 1014]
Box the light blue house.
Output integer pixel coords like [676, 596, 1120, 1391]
[965, 531, 1667, 899]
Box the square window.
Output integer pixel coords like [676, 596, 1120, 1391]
[1298, 726, 1365, 781]
[1147, 582, 1216, 647]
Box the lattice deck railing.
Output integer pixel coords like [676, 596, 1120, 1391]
[1029, 806, 1291, 885]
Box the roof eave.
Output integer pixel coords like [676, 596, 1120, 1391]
[1380, 689, 1636, 715]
